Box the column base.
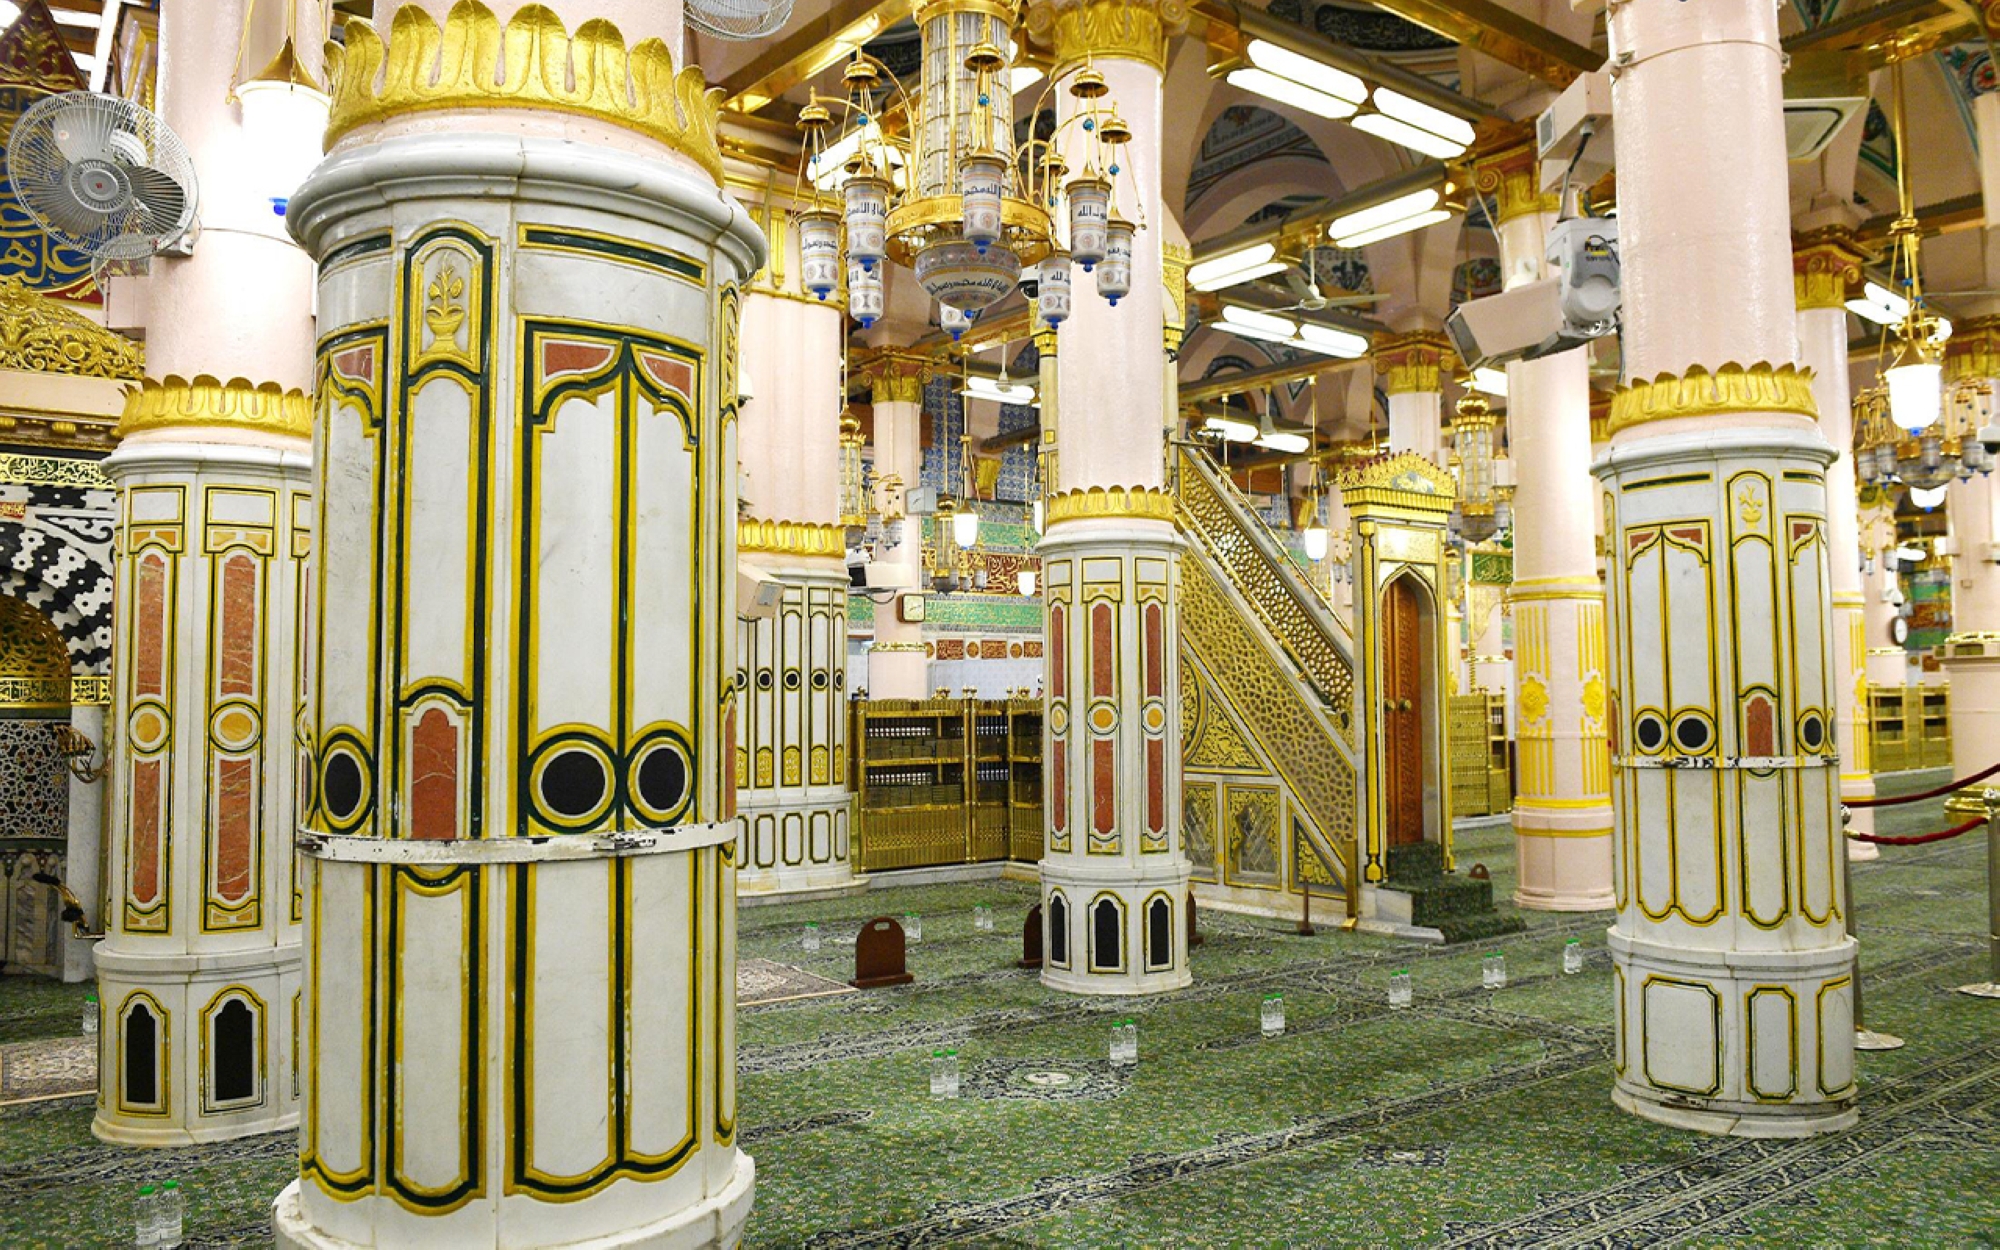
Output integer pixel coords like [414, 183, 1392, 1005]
[735, 793, 859, 898]
[1511, 823, 1614, 911]
[1038, 858, 1193, 997]
[272, 1152, 757, 1249]
[1610, 1084, 1857, 1138]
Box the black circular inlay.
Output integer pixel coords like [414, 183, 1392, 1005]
[1800, 713, 1825, 751]
[1673, 714, 1712, 754]
[782, 670, 802, 690]
[835, 671, 846, 689]
[636, 745, 689, 815]
[756, 670, 774, 690]
[735, 670, 748, 691]
[323, 752, 364, 821]
[540, 749, 608, 819]
[1634, 713, 1666, 753]
[811, 671, 829, 690]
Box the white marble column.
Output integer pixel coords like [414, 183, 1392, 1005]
[92, 0, 317, 1147]
[1373, 331, 1447, 462]
[1597, 0, 1855, 1136]
[1941, 322, 2000, 794]
[275, 0, 760, 1243]
[1036, 0, 1192, 996]
[866, 365, 929, 698]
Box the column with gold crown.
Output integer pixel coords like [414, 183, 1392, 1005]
[733, 184, 860, 898]
[274, 1, 761, 1242]
[1598, 0, 1855, 1135]
[1940, 320, 2000, 804]
[1373, 330, 1447, 462]
[1029, 0, 1193, 995]
[92, 0, 317, 1146]
[1474, 140, 1613, 910]
[1792, 227, 1878, 850]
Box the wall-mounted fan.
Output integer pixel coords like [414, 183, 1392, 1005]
[6, 91, 198, 278]
[686, 0, 794, 40]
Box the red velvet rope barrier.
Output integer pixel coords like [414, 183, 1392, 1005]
[1853, 817, 1985, 846]
[1846, 760, 2000, 808]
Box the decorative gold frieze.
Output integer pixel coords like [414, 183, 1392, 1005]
[1161, 240, 1191, 353]
[0, 595, 71, 712]
[1028, 0, 1189, 73]
[868, 641, 927, 652]
[1472, 140, 1558, 225]
[1792, 227, 1869, 312]
[1371, 330, 1451, 395]
[0, 453, 112, 489]
[865, 356, 929, 406]
[1606, 361, 1818, 436]
[325, 2, 725, 185]
[0, 278, 142, 379]
[1044, 484, 1176, 526]
[70, 675, 110, 705]
[1338, 451, 1456, 515]
[118, 375, 313, 440]
[1944, 316, 2000, 384]
[738, 518, 845, 557]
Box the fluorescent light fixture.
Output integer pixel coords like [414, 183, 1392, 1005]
[1893, 544, 1929, 564]
[1254, 428, 1311, 454]
[1328, 189, 1440, 242]
[1908, 485, 1947, 510]
[1370, 87, 1475, 147]
[1471, 367, 1508, 397]
[1352, 110, 1467, 159]
[1333, 208, 1451, 248]
[1188, 241, 1287, 292]
[1221, 304, 1298, 340]
[1225, 67, 1359, 120]
[1012, 65, 1044, 95]
[1246, 39, 1367, 102]
[1203, 414, 1258, 442]
[1845, 281, 1909, 326]
[808, 127, 904, 191]
[49, 7, 100, 27]
[69, 51, 97, 74]
[1295, 322, 1369, 358]
[965, 376, 1036, 405]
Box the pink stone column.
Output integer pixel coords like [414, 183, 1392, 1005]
[1941, 323, 2000, 790]
[866, 367, 929, 698]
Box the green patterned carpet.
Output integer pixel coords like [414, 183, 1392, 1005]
[4, 772, 1997, 1247]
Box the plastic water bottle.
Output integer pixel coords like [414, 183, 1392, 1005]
[1389, 970, 1413, 1009]
[1483, 952, 1507, 990]
[1261, 994, 1285, 1038]
[802, 923, 820, 953]
[83, 995, 98, 1035]
[973, 904, 993, 931]
[134, 1185, 159, 1249]
[159, 1181, 184, 1249]
[1119, 1019, 1139, 1065]
[1563, 939, 1583, 975]
[904, 913, 922, 943]
[930, 1049, 959, 1098]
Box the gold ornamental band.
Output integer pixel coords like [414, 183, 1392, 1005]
[1370, 330, 1451, 395]
[1472, 142, 1559, 225]
[1044, 484, 1176, 526]
[118, 375, 312, 440]
[1606, 361, 1817, 437]
[738, 518, 845, 558]
[1791, 227, 1867, 312]
[0, 277, 143, 380]
[324, 1, 724, 185]
[1030, 0, 1188, 74]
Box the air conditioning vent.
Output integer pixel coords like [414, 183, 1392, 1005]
[1784, 97, 1867, 162]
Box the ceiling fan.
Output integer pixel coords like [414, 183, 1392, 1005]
[1262, 248, 1388, 314]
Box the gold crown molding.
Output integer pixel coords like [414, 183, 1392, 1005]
[1944, 316, 2000, 384]
[1027, 0, 1188, 74]
[1472, 141, 1559, 225]
[1371, 330, 1451, 395]
[0, 278, 143, 380]
[325, 2, 725, 185]
[118, 375, 313, 440]
[1338, 451, 1456, 514]
[1792, 227, 1869, 312]
[738, 518, 845, 557]
[1045, 484, 1175, 526]
[1606, 361, 1817, 436]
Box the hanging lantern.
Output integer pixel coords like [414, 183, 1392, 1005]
[1067, 175, 1111, 270]
[1017, 568, 1037, 596]
[954, 504, 981, 548]
[961, 151, 1008, 254]
[1303, 501, 1329, 561]
[235, 40, 330, 217]
[939, 302, 979, 341]
[797, 208, 842, 301]
[1096, 218, 1134, 305]
[843, 171, 891, 271]
[838, 412, 868, 529]
[1038, 251, 1072, 327]
[915, 240, 1020, 311]
[848, 260, 884, 328]
[1886, 354, 1943, 434]
[1896, 432, 1954, 489]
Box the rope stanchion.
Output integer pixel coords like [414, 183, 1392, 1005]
[1854, 818, 1985, 846]
[1846, 761, 2000, 808]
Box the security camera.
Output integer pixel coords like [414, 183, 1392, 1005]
[1444, 217, 1620, 370]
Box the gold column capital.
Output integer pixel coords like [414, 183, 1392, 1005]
[861, 354, 931, 406]
[1027, 0, 1188, 74]
[1944, 315, 2000, 383]
[1471, 139, 1559, 225]
[1792, 226, 1870, 311]
[1161, 240, 1191, 353]
[1372, 329, 1451, 395]
[1607, 361, 1817, 436]
[118, 374, 312, 440]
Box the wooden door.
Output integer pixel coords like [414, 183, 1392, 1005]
[1382, 579, 1425, 846]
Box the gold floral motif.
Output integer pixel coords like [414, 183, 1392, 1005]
[1338, 451, 1457, 514]
[118, 374, 313, 440]
[1606, 361, 1818, 436]
[0, 278, 142, 379]
[1581, 673, 1607, 724]
[1161, 241, 1191, 353]
[0, 595, 71, 710]
[1044, 484, 1176, 526]
[1791, 227, 1868, 312]
[1517, 674, 1549, 725]
[325, 2, 725, 185]
[1472, 140, 1558, 225]
[1736, 487, 1764, 527]
[738, 518, 845, 558]
[1028, 0, 1189, 72]
[1370, 330, 1450, 396]
[424, 263, 466, 342]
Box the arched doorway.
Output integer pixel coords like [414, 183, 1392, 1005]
[1381, 575, 1432, 847]
[0, 593, 75, 975]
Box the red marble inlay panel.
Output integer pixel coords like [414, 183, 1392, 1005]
[1092, 738, 1115, 835]
[1145, 737, 1164, 834]
[135, 552, 168, 698]
[131, 759, 162, 905]
[1090, 604, 1113, 700]
[214, 756, 255, 902]
[640, 352, 694, 400]
[410, 708, 458, 840]
[333, 345, 376, 384]
[1051, 740, 1066, 832]
[218, 552, 259, 698]
[1744, 697, 1775, 757]
[1143, 603, 1162, 699]
[1050, 607, 1065, 698]
[542, 339, 616, 380]
[722, 703, 738, 821]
